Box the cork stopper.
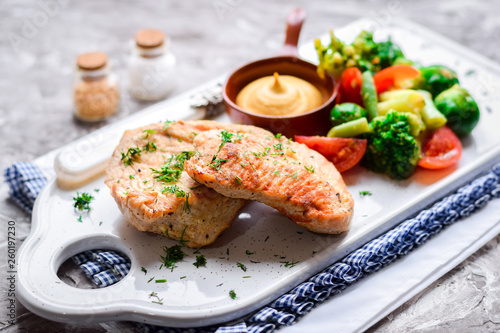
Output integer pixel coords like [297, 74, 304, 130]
[77, 52, 108, 70]
[135, 29, 165, 48]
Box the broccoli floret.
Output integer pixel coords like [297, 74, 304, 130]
[330, 103, 367, 126]
[434, 84, 480, 136]
[353, 32, 407, 72]
[361, 111, 420, 180]
[315, 30, 407, 78]
[376, 38, 406, 69]
[412, 65, 459, 97]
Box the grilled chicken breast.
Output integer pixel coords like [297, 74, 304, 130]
[105, 120, 260, 248]
[185, 128, 354, 234]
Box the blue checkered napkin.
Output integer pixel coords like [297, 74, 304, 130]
[72, 250, 131, 288]
[4, 162, 48, 213]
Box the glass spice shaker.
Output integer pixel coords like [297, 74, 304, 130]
[73, 52, 120, 121]
[128, 29, 176, 101]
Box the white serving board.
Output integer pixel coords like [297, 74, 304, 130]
[17, 18, 500, 328]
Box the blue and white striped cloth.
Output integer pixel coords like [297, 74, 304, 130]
[4, 161, 500, 333]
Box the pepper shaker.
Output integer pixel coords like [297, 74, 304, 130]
[73, 52, 120, 122]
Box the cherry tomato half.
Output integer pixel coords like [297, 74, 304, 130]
[295, 136, 367, 172]
[338, 67, 364, 106]
[418, 126, 462, 169]
[373, 64, 420, 93]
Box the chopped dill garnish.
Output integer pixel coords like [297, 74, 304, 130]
[160, 244, 188, 271]
[273, 142, 283, 151]
[210, 158, 228, 170]
[208, 130, 238, 169]
[243, 276, 251, 278]
[129, 175, 135, 179]
[235, 175, 242, 185]
[180, 276, 186, 279]
[286, 172, 298, 179]
[73, 192, 94, 211]
[304, 165, 315, 173]
[121, 147, 142, 167]
[155, 279, 167, 283]
[271, 170, 281, 176]
[143, 141, 157, 152]
[183, 193, 191, 213]
[149, 291, 163, 305]
[193, 255, 207, 268]
[77, 215, 82, 223]
[229, 290, 237, 299]
[245, 250, 254, 255]
[142, 129, 157, 138]
[179, 226, 190, 246]
[249, 164, 256, 171]
[281, 261, 299, 268]
[141, 267, 147, 274]
[252, 151, 264, 159]
[147, 277, 154, 283]
[162, 185, 186, 197]
[152, 151, 194, 184]
[359, 191, 372, 196]
[264, 236, 269, 242]
[275, 133, 282, 140]
[164, 120, 176, 128]
[218, 130, 235, 153]
[236, 262, 247, 272]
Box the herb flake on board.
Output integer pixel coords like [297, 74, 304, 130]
[73, 192, 94, 211]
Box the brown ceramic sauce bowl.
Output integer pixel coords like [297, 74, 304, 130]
[223, 8, 338, 138]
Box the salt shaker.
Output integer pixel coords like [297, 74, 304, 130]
[73, 52, 120, 121]
[128, 29, 176, 101]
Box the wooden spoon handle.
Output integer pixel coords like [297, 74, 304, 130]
[282, 7, 306, 56]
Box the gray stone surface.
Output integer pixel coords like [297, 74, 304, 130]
[1, 0, 499, 332]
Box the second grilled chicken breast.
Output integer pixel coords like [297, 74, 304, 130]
[185, 127, 354, 234]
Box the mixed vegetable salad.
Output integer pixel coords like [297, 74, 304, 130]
[296, 30, 480, 180]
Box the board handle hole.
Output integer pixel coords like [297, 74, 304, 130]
[54, 236, 133, 289]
